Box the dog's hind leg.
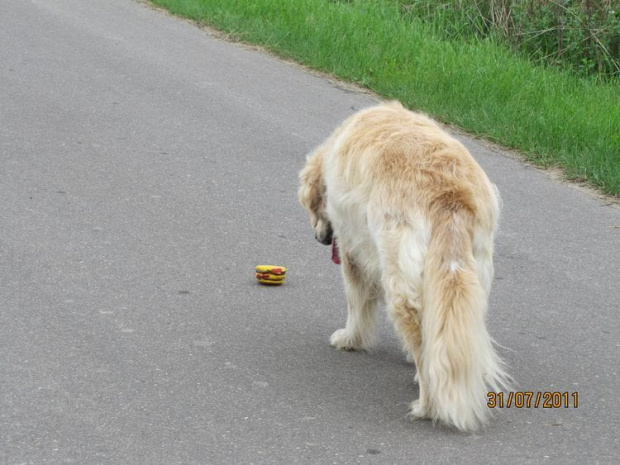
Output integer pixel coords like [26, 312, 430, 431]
[390, 300, 431, 419]
[330, 253, 380, 351]
[380, 225, 432, 418]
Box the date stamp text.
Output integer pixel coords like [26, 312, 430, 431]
[487, 391, 579, 409]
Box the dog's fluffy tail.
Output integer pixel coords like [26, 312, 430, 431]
[419, 209, 510, 432]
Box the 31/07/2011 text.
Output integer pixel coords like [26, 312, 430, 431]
[487, 391, 579, 409]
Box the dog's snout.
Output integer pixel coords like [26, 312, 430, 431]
[316, 223, 333, 245]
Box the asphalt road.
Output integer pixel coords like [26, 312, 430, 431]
[1, 1, 619, 463]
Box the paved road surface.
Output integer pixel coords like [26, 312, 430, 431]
[1, 1, 618, 463]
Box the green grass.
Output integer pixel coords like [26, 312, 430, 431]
[149, 0, 620, 196]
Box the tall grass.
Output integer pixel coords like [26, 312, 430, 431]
[149, 0, 620, 196]
[398, 0, 620, 79]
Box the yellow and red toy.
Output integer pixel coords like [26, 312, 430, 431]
[255, 265, 287, 285]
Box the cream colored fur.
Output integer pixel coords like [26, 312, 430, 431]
[298, 102, 511, 433]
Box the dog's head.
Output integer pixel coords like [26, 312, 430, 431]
[298, 150, 333, 245]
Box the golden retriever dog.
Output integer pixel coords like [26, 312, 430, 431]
[298, 102, 511, 432]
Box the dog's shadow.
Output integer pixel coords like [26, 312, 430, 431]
[275, 330, 452, 432]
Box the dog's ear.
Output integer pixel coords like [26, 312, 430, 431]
[298, 149, 326, 217]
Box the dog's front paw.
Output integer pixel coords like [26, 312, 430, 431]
[330, 329, 362, 351]
[408, 399, 430, 420]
